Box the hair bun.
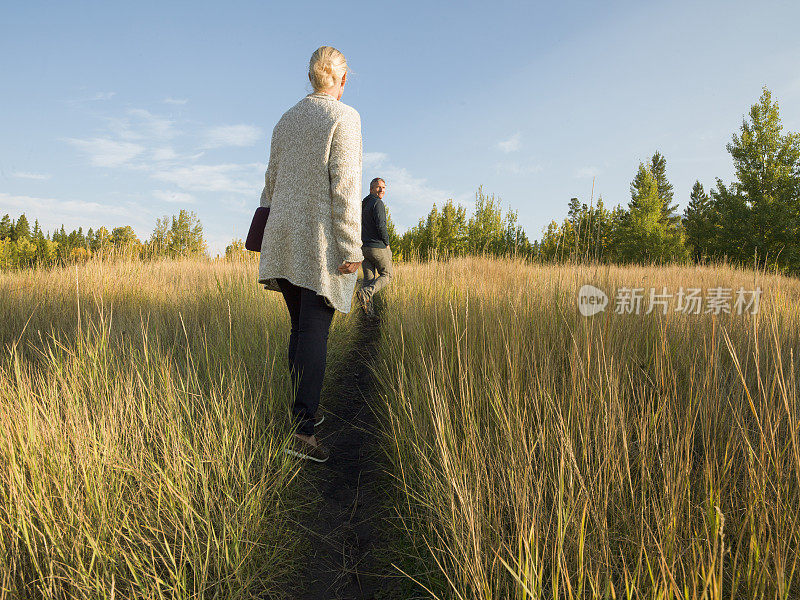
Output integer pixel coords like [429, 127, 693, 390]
[308, 46, 348, 91]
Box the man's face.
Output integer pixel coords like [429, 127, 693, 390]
[371, 180, 386, 199]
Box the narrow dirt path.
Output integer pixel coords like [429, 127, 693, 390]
[286, 311, 400, 599]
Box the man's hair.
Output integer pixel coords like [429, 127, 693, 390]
[370, 177, 385, 189]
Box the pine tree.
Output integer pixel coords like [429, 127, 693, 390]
[683, 181, 716, 261]
[649, 152, 680, 227]
[502, 208, 532, 257]
[567, 197, 583, 224]
[14, 214, 31, 241]
[617, 164, 688, 263]
[0, 215, 12, 240]
[423, 203, 441, 259]
[32, 220, 48, 265]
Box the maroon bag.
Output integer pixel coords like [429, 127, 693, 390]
[245, 207, 270, 251]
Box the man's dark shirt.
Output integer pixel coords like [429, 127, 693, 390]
[361, 193, 389, 248]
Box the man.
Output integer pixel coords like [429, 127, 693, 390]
[357, 177, 393, 316]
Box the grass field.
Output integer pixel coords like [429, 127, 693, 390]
[372, 256, 800, 599]
[1, 255, 800, 599]
[0, 257, 357, 599]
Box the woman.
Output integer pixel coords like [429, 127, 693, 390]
[258, 46, 363, 463]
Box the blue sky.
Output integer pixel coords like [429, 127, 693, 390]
[2, 0, 799, 256]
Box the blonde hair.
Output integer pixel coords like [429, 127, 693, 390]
[308, 46, 348, 91]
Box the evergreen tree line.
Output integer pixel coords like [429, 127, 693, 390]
[540, 87, 800, 275]
[0, 209, 207, 270]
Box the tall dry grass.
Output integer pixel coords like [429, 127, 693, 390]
[373, 256, 800, 599]
[0, 255, 354, 599]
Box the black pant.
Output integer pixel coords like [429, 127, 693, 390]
[276, 278, 335, 436]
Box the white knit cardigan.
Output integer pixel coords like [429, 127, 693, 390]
[257, 91, 364, 313]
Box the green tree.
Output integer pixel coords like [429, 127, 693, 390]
[0, 238, 12, 269]
[617, 164, 688, 263]
[13, 237, 37, 267]
[683, 181, 716, 261]
[725, 87, 800, 272]
[0, 215, 12, 240]
[589, 196, 613, 261]
[225, 238, 246, 260]
[649, 152, 680, 227]
[385, 208, 402, 260]
[168, 210, 206, 257]
[424, 203, 441, 258]
[437, 199, 468, 256]
[91, 226, 112, 254]
[13, 214, 31, 241]
[111, 225, 140, 247]
[395, 187, 536, 262]
[34, 234, 57, 266]
[467, 186, 504, 254]
[146, 216, 172, 257]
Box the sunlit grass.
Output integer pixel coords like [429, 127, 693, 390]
[373, 255, 800, 599]
[4, 253, 800, 598]
[0, 255, 354, 599]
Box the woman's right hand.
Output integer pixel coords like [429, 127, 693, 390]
[338, 261, 361, 274]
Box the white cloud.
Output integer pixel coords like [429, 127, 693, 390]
[363, 152, 389, 168]
[0, 192, 140, 228]
[90, 91, 116, 101]
[361, 152, 460, 227]
[203, 125, 263, 149]
[66, 91, 116, 103]
[65, 137, 146, 167]
[221, 196, 248, 211]
[104, 109, 176, 141]
[151, 163, 260, 195]
[497, 132, 522, 153]
[10, 171, 51, 180]
[163, 97, 188, 105]
[383, 167, 456, 208]
[129, 109, 175, 139]
[574, 166, 600, 178]
[152, 147, 178, 161]
[494, 160, 543, 175]
[153, 190, 195, 204]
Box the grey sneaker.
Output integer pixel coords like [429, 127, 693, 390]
[284, 436, 330, 463]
